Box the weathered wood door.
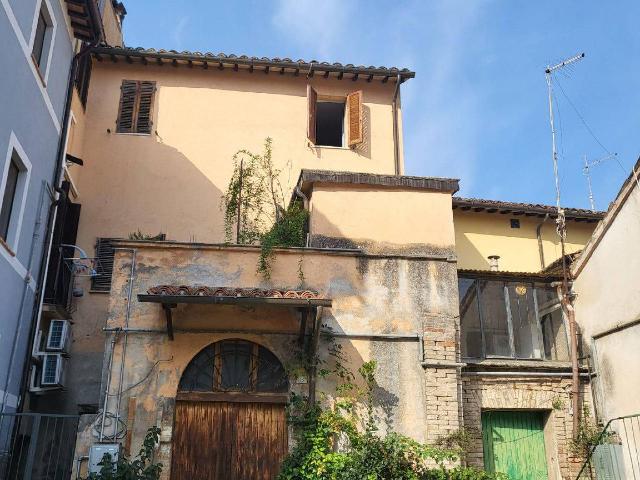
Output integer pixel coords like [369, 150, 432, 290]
[482, 411, 549, 480]
[171, 400, 288, 480]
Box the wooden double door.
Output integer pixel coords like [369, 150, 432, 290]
[171, 400, 288, 480]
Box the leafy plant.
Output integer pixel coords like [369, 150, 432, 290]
[86, 426, 162, 480]
[128, 230, 165, 241]
[570, 406, 613, 459]
[221, 138, 308, 278]
[280, 354, 506, 480]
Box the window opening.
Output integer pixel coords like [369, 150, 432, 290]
[315, 101, 345, 147]
[0, 157, 20, 241]
[179, 340, 288, 394]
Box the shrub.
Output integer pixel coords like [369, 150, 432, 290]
[279, 360, 506, 480]
[86, 426, 162, 480]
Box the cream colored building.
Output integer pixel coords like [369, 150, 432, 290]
[25, 28, 606, 479]
[571, 160, 640, 476]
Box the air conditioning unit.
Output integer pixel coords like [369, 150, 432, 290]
[45, 319, 71, 352]
[40, 354, 67, 387]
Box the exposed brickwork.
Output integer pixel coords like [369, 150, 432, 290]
[462, 375, 592, 479]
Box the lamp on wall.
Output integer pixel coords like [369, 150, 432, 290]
[488, 255, 500, 272]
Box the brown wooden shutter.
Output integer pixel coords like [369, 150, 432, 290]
[135, 81, 156, 134]
[347, 90, 363, 146]
[307, 85, 317, 144]
[116, 80, 137, 133]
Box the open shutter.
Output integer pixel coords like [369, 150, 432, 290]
[307, 85, 317, 144]
[116, 80, 137, 133]
[136, 81, 156, 134]
[347, 90, 363, 146]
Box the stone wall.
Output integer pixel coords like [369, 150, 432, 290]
[462, 375, 592, 479]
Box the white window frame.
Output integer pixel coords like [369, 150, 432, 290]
[1, 132, 32, 253]
[28, 0, 58, 84]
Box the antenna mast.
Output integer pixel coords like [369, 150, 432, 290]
[544, 52, 584, 440]
[583, 152, 617, 211]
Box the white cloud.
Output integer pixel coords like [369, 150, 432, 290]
[271, 0, 354, 60]
[401, 1, 488, 193]
[172, 16, 189, 51]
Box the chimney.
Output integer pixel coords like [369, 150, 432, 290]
[488, 255, 500, 272]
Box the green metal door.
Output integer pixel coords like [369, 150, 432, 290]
[482, 411, 549, 480]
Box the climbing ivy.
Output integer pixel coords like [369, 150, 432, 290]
[222, 138, 308, 278]
[280, 350, 506, 480]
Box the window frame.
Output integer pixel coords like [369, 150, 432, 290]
[28, 0, 57, 85]
[0, 133, 32, 254]
[459, 276, 568, 362]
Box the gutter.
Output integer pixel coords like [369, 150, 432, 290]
[536, 213, 550, 270]
[392, 74, 402, 175]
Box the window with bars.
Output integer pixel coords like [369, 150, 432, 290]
[458, 277, 569, 361]
[179, 340, 288, 394]
[116, 80, 156, 134]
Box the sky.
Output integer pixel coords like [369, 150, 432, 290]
[121, 1, 640, 211]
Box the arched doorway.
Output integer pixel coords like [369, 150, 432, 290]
[171, 340, 289, 480]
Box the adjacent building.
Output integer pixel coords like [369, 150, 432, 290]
[571, 159, 640, 476]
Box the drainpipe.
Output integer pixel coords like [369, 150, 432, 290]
[392, 74, 402, 175]
[536, 214, 549, 270]
[17, 42, 95, 410]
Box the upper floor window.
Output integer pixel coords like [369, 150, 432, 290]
[1, 142, 31, 252]
[31, 2, 55, 79]
[458, 277, 569, 361]
[307, 86, 363, 148]
[116, 80, 156, 134]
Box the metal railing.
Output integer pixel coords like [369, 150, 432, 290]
[0, 413, 79, 480]
[577, 413, 640, 479]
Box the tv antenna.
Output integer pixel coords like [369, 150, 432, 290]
[544, 52, 585, 439]
[583, 153, 617, 211]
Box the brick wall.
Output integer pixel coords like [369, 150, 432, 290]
[462, 375, 591, 479]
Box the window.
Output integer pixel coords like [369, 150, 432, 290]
[116, 80, 156, 134]
[510, 219, 520, 228]
[0, 159, 19, 241]
[31, 2, 54, 78]
[458, 277, 569, 361]
[307, 86, 363, 147]
[0, 144, 30, 251]
[178, 340, 288, 393]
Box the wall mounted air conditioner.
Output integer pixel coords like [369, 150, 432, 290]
[40, 354, 67, 387]
[45, 319, 71, 352]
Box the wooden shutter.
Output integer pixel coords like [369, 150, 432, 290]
[307, 85, 317, 144]
[91, 237, 116, 292]
[136, 81, 156, 134]
[116, 80, 137, 133]
[347, 90, 363, 146]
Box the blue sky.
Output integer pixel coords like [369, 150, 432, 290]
[122, 1, 640, 210]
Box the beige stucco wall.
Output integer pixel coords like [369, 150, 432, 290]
[101, 0, 124, 47]
[309, 185, 456, 254]
[453, 211, 596, 272]
[69, 241, 459, 478]
[572, 181, 640, 421]
[72, 61, 401, 250]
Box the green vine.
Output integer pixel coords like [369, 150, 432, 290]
[221, 138, 308, 278]
[280, 342, 506, 480]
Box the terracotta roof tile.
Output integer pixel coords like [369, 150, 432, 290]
[453, 197, 604, 222]
[91, 45, 415, 80]
[146, 285, 322, 300]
